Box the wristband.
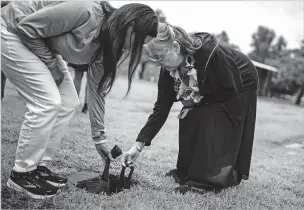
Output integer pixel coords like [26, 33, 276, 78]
[136, 144, 143, 152]
[94, 139, 108, 145]
[94, 131, 107, 145]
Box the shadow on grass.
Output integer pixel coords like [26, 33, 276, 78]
[268, 135, 304, 148]
[1, 186, 60, 209]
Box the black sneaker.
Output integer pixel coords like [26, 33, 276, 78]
[7, 170, 60, 199]
[36, 166, 68, 187]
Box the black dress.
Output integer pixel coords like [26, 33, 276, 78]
[136, 33, 259, 190]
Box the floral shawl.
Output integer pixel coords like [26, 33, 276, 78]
[169, 55, 203, 119]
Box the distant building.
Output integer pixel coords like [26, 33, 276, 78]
[251, 60, 278, 96]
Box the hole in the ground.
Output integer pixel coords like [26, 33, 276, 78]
[75, 174, 138, 195]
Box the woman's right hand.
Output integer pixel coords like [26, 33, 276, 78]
[95, 143, 114, 162]
[50, 65, 65, 86]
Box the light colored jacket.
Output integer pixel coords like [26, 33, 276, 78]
[2, 1, 108, 142]
[1, 1, 104, 67]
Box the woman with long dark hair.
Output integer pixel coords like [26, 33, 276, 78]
[1, 1, 158, 199]
[122, 23, 258, 194]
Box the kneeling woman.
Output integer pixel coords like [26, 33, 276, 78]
[122, 23, 259, 194]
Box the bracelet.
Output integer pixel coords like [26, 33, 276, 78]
[94, 139, 108, 145]
[136, 144, 143, 152]
[94, 131, 107, 145]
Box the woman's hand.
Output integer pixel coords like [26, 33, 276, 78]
[50, 64, 65, 86]
[95, 143, 114, 162]
[121, 142, 145, 167]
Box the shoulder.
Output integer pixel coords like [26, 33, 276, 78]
[193, 34, 219, 71]
[194, 35, 241, 68]
[44, 1, 104, 18]
[65, 1, 104, 28]
[70, 1, 104, 18]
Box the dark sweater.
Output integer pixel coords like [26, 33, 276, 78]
[136, 33, 258, 146]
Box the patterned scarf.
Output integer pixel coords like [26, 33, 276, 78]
[169, 55, 203, 119]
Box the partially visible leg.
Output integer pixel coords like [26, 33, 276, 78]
[73, 68, 84, 96]
[72, 65, 88, 113]
[82, 79, 88, 113]
[1, 71, 6, 100]
[139, 62, 146, 79]
[40, 55, 79, 167]
[38, 56, 79, 187]
[2, 27, 62, 174]
[2, 21, 60, 198]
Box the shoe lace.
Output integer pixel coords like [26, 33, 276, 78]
[26, 170, 42, 187]
[38, 166, 52, 175]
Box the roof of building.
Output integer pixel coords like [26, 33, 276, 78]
[251, 60, 278, 72]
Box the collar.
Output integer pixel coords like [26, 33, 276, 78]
[169, 54, 195, 78]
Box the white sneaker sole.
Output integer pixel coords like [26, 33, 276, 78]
[7, 178, 58, 200]
[46, 180, 66, 188]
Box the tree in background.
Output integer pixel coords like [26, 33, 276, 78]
[273, 36, 287, 54]
[215, 31, 241, 51]
[300, 39, 304, 56]
[216, 31, 229, 43]
[248, 25, 303, 105]
[248, 26, 276, 96]
[268, 35, 288, 60]
[297, 39, 304, 105]
[248, 26, 276, 63]
[267, 40, 304, 105]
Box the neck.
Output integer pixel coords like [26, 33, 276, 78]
[177, 55, 187, 68]
[178, 54, 194, 74]
[178, 59, 187, 75]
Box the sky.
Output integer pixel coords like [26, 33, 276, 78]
[110, 1, 304, 54]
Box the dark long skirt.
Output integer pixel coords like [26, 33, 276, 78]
[175, 89, 257, 190]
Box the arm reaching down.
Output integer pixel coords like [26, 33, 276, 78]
[87, 58, 114, 162]
[121, 68, 176, 166]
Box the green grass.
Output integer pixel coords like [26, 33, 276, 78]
[1, 74, 304, 209]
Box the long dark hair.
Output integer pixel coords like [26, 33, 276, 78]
[97, 3, 158, 96]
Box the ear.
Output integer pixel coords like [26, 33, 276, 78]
[172, 41, 181, 54]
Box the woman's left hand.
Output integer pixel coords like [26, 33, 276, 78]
[121, 142, 144, 167]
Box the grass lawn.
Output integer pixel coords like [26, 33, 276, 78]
[1, 73, 304, 209]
